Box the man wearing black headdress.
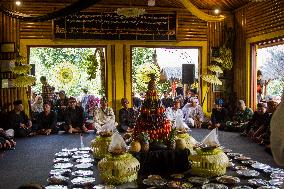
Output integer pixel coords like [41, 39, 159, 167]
[8, 100, 33, 137]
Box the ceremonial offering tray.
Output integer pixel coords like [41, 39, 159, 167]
[142, 175, 167, 187]
[98, 153, 140, 185]
[74, 150, 89, 154]
[91, 136, 112, 159]
[47, 175, 69, 185]
[236, 169, 260, 177]
[187, 177, 210, 185]
[53, 163, 73, 169]
[189, 147, 229, 177]
[70, 177, 96, 187]
[216, 175, 241, 185]
[248, 179, 269, 187]
[202, 183, 228, 189]
[44, 185, 68, 189]
[74, 163, 93, 169]
[49, 169, 72, 177]
[71, 170, 94, 177]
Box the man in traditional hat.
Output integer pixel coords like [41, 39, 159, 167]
[37, 101, 58, 135]
[64, 97, 88, 133]
[118, 98, 138, 133]
[8, 100, 33, 137]
[93, 96, 116, 132]
[184, 98, 204, 128]
[209, 98, 229, 130]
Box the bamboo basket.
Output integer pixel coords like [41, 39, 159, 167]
[189, 147, 229, 177]
[91, 136, 111, 159]
[98, 153, 140, 185]
[176, 132, 197, 150]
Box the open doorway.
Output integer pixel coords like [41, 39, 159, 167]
[29, 47, 106, 99]
[257, 44, 284, 103]
[131, 47, 199, 99]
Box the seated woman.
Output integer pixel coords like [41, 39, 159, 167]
[8, 100, 34, 137]
[241, 103, 270, 142]
[209, 98, 229, 130]
[184, 98, 204, 128]
[118, 98, 138, 133]
[64, 97, 88, 134]
[166, 98, 183, 122]
[93, 97, 116, 132]
[37, 101, 58, 135]
[0, 128, 16, 150]
[31, 95, 44, 125]
[226, 100, 253, 132]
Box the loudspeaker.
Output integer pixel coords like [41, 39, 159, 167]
[182, 64, 195, 84]
[30, 64, 35, 76]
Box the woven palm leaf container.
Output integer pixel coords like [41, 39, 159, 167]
[189, 147, 229, 177]
[98, 153, 140, 185]
[91, 136, 111, 159]
[176, 133, 197, 150]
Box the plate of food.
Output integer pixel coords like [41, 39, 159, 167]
[74, 163, 93, 169]
[76, 158, 94, 163]
[236, 169, 260, 177]
[234, 156, 251, 161]
[248, 179, 268, 187]
[62, 148, 78, 152]
[170, 173, 184, 179]
[216, 175, 240, 185]
[227, 153, 243, 157]
[71, 177, 96, 186]
[55, 152, 72, 158]
[49, 169, 71, 176]
[44, 185, 68, 189]
[241, 160, 257, 165]
[251, 162, 271, 170]
[269, 179, 284, 187]
[71, 170, 94, 177]
[202, 183, 228, 189]
[270, 171, 284, 179]
[72, 154, 90, 159]
[188, 177, 210, 185]
[53, 163, 73, 169]
[232, 186, 253, 189]
[234, 166, 248, 170]
[53, 158, 70, 164]
[47, 175, 69, 185]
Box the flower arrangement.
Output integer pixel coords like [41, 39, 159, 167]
[52, 62, 79, 87]
[11, 64, 32, 75]
[13, 75, 36, 87]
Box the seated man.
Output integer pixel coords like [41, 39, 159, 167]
[64, 97, 88, 133]
[54, 90, 68, 122]
[8, 100, 33, 137]
[226, 100, 253, 132]
[0, 128, 16, 150]
[241, 103, 270, 142]
[184, 98, 204, 128]
[209, 98, 229, 130]
[118, 98, 138, 133]
[166, 99, 183, 122]
[93, 97, 116, 132]
[37, 101, 58, 135]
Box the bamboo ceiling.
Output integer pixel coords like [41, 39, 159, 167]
[0, 0, 261, 11]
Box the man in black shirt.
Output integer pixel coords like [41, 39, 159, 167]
[161, 91, 173, 108]
[209, 98, 229, 130]
[118, 98, 138, 133]
[8, 100, 33, 137]
[64, 97, 88, 133]
[37, 101, 58, 135]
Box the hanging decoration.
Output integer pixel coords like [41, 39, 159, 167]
[219, 46, 233, 70]
[179, 0, 225, 22]
[208, 65, 223, 74]
[12, 55, 36, 87]
[53, 62, 79, 86]
[201, 74, 222, 85]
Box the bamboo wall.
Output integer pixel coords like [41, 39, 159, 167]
[234, 0, 284, 108]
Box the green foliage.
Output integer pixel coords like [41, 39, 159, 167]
[136, 63, 160, 92]
[29, 48, 103, 97]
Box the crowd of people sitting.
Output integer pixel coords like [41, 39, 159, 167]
[0, 75, 281, 155]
